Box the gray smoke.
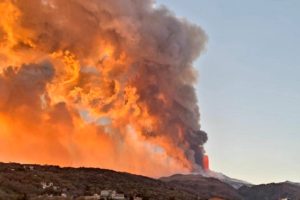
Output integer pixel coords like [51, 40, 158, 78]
[3, 0, 208, 171]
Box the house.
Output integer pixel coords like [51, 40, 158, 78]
[82, 194, 100, 200]
[100, 190, 114, 199]
[41, 182, 54, 189]
[99, 190, 126, 200]
[61, 193, 67, 198]
[112, 193, 125, 200]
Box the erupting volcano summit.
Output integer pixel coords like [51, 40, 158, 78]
[0, 0, 208, 177]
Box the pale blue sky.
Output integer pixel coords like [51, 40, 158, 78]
[156, 0, 300, 184]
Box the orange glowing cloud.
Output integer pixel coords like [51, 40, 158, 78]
[0, 0, 207, 177]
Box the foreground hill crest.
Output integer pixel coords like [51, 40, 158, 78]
[0, 162, 299, 200]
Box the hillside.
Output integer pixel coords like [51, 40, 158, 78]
[239, 182, 300, 200]
[0, 162, 300, 200]
[160, 174, 243, 200]
[0, 162, 236, 200]
[161, 174, 300, 200]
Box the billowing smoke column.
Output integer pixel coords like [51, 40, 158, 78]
[0, 0, 208, 176]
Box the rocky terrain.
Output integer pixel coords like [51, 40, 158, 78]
[0, 162, 299, 200]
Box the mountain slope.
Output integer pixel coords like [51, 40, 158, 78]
[0, 162, 300, 200]
[0, 162, 241, 200]
[160, 174, 243, 200]
[238, 182, 300, 200]
[0, 162, 195, 200]
[204, 171, 253, 189]
[161, 174, 300, 200]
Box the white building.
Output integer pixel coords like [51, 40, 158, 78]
[83, 194, 100, 200]
[112, 193, 125, 200]
[100, 190, 114, 198]
[41, 182, 54, 189]
[100, 190, 126, 200]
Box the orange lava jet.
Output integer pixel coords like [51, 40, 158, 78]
[203, 155, 210, 171]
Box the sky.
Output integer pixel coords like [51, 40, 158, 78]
[156, 0, 300, 184]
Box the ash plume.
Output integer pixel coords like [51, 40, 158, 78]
[0, 0, 208, 175]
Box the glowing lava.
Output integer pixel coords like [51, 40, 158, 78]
[203, 155, 210, 171]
